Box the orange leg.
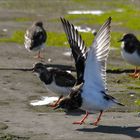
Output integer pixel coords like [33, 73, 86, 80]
[93, 111, 103, 126]
[73, 111, 89, 125]
[34, 51, 44, 59]
[129, 67, 140, 78]
[134, 72, 140, 78]
[50, 95, 63, 108]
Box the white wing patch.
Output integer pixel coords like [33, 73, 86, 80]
[83, 17, 111, 92]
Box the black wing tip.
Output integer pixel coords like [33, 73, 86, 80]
[107, 17, 112, 24]
[117, 102, 125, 106]
[108, 17, 112, 21]
[60, 16, 64, 21]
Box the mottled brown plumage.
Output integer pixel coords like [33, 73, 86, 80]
[24, 21, 47, 58]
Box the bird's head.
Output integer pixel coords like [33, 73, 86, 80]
[118, 33, 137, 43]
[54, 83, 83, 111]
[34, 21, 43, 27]
[54, 97, 78, 111]
[32, 63, 46, 76]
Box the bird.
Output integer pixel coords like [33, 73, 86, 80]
[24, 21, 47, 59]
[118, 33, 140, 78]
[32, 62, 76, 107]
[55, 17, 124, 126]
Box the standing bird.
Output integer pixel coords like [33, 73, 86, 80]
[32, 63, 76, 107]
[24, 21, 47, 59]
[55, 17, 124, 125]
[32, 18, 87, 107]
[118, 33, 140, 78]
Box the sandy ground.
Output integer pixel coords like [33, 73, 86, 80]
[0, 43, 139, 140]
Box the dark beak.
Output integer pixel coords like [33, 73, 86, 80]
[118, 38, 123, 42]
[32, 68, 35, 73]
[53, 105, 61, 110]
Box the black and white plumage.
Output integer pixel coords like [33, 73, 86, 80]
[56, 17, 124, 125]
[24, 21, 47, 58]
[119, 33, 140, 78]
[60, 17, 87, 85]
[33, 63, 76, 107]
[33, 63, 76, 96]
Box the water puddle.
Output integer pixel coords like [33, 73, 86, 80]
[68, 10, 104, 15]
[75, 26, 92, 32]
[116, 9, 124, 12]
[63, 51, 71, 56]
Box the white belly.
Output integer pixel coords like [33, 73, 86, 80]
[121, 48, 140, 66]
[81, 91, 114, 113]
[45, 81, 71, 97]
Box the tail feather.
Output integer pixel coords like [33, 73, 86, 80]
[103, 93, 124, 106]
[114, 100, 125, 106]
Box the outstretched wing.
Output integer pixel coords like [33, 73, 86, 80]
[60, 17, 86, 84]
[83, 17, 111, 92]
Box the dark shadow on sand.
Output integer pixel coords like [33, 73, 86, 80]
[64, 109, 85, 116]
[76, 125, 140, 138]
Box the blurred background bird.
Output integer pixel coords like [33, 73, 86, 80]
[119, 33, 140, 78]
[24, 21, 47, 59]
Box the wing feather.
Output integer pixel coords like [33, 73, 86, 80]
[83, 17, 111, 92]
[60, 17, 87, 84]
[60, 17, 87, 60]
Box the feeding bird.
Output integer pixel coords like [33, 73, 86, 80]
[24, 21, 47, 59]
[118, 33, 140, 78]
[55, 17, 124, 125]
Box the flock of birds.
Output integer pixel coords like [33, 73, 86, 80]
[24, 16, 140, 125]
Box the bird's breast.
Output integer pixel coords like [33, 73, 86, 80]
[121, 48, 140, 66]
[44, 81, 71, 96]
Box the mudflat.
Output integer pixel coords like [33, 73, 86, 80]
[0, 44, 139, 140]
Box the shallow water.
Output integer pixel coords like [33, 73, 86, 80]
[68, 10, 104, 15]
[75, 26, 92, 32]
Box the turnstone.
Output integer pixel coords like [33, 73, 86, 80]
[55, 17, 124, 125]
[60, 17, 87, 85]
[24, 21, 47, 59]
[32, 63, 76, 106]
[118, 33, 140, 78]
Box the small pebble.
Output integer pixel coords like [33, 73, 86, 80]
[48, 58, 52, 62]
[3, 28, 8, 32]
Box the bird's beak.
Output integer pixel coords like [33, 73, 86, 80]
[53, 105, 61, 110]
[32, 68, 35, 73]
[118, 38, 123, 42]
